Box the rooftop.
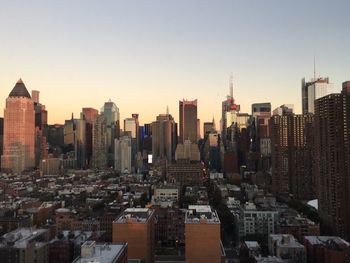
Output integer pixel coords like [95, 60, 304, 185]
[73, 241, 127, 263]
[185, 205, 220, 224]
[0, 228, 48, 248]
[304, 236, 350, 250]
[114, 208, 154, 224]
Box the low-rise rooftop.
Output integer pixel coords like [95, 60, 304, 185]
[114, 208, 154, 224]
[185, 205, 220, 224]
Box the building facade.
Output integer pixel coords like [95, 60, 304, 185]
[1, 79, 35, 173]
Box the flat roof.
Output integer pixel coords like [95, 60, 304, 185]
[73, 243, 127, 263]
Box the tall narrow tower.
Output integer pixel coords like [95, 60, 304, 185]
[179, 99, 198, 144]
[1, 79, 35, 173]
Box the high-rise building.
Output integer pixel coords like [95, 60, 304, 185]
[81, 108, 98, 167]
[302, 77, 333, 114]
[272, 104, 294, 116]
[47, 124, 64, 156]
[203, 119, 215, 136]
[33, 90, 48, 167]
[1, 79, 35, 173]
[314, 82, 350, 239]
[92, 114, 107, 169]
[124, 115, 140, 171]
[179, 99, 197, 144]
[185, 205, 223, 263]
[151, 113, 177, 162]
[101, 100, 120, 167]
[252, 103, 271, 159]
[113, 208, 155, 263]
[222, 77, 240, 146]
[63, 116, 86, 168]
[114, 135, 132, 173]
[270, 110, 315, 200]
[269, 112, 291, 196]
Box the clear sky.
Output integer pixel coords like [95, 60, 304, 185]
[1, 0, 349, 129]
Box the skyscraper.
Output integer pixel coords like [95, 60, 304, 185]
[114, 135, 132, 173]
[1, 79, 35, 173]
[302, 77, 333, 114]
[179, 99, 197, 144]
[92, 114, 107, 169]
[151, 113, 177, 162]
[81, 108, 98, 167]
[33, 90, 48, 167]
[101, 100, 120, 167]
[221, 77, 239, 146]
[314, 81, 350, 239]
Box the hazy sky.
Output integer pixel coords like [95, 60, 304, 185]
[1, 0, 349, 129]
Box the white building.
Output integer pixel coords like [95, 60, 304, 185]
[307, 81, 333, 114]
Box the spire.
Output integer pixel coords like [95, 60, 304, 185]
[212, 116, 216, 130]
[313, 56, 316, 80]
[166, 105, 169, 115]
[229, 74, 233, 98]
[17, 78, 24, 84]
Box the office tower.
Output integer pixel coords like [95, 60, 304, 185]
[203, 118, 216, 136]
[113, 208, 155, 263]
[92, 114, 107, 169]
[179, 99, 197, 143]
[63, 116, 86, 168]
[101, 100, 120, 167]
[32, 90, 48, 167]
[314, 82, 350, 238]
[47, 124, 64, 156]
[252, 103, 271, 158]
[302, 77, 333, 114]
[0, 118, 3, 169]
[81, 108, 98, 167]
[124, 115, 139, 171]
[222, 77, 240, 145]
[1, 79, 35, 173]
[144, 123, 152, 137]
[185, 205, 222, 263]
[272, 104, 294, 116]
[114, 135, 132, 173]
[270, 111, 315, 200]
[151, 113, 177, 162]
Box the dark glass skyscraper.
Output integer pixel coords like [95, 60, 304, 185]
[179, 99, 197, 144]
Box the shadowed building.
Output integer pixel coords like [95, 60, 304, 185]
[81, 107, 98, 167]
[179, 99, 198, 144]
[151, 113, 177, 163]
[1, 79, 35, 173]
[314, 82, 350, 239]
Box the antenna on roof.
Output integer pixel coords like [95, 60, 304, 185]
[166, 105, 169, 115]
[313, 56, 316, 81]
[229, 73, 233, 98]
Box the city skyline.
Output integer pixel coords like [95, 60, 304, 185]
[1, 1, 350, 125]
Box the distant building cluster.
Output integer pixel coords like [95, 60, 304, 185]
[0, 75, 349, 262]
